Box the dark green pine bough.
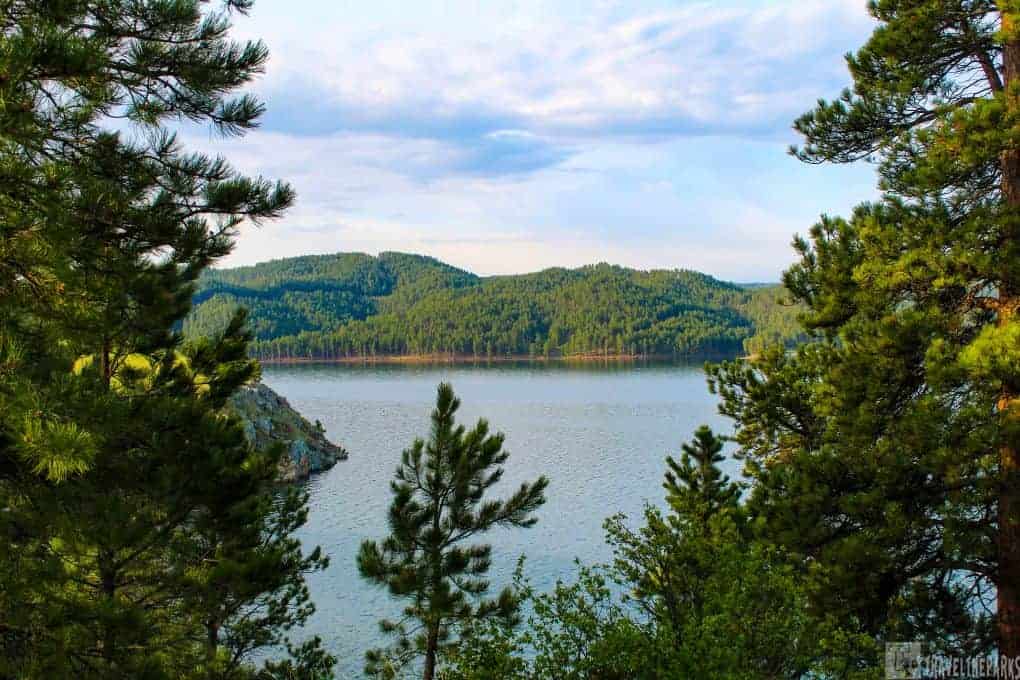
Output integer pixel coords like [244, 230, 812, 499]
[0, 1, 331, 678]
[358, 383, 549, 680]
[663, 425, 741, 528]
[708, 0, 1020, 662]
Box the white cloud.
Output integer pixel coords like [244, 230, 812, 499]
[190, 0, 881, 279]
[250, 0, 874, 148]
[200, 127, 877, 281]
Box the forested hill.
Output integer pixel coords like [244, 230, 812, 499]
[183, 252, 803, 360]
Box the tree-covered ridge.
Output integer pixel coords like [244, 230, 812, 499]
[184, 252, 804, 360]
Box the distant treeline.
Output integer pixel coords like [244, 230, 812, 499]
[183, 252, 806, 360]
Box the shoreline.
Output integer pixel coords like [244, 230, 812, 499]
[257, 352, 741, 366]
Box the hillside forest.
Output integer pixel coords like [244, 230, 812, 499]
[183, 252, 804, 360]
[5, 1, 1020, 679]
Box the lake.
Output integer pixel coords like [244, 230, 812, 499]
[261, 361, 738, 677]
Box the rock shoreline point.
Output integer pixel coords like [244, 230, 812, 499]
[228, 382, 348, 482]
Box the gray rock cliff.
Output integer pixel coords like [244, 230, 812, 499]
[227, 382, 347, 482]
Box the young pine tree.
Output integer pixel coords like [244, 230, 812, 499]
[663, 425, 740, 528]
[358, 383, 549, 680]
[609, 427, 742, 644]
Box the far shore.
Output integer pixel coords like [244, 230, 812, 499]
[257, 352, 746, 366]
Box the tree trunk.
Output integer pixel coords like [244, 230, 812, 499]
[999, 10, 1020, 663]
[99, 550, 117, 665]
[99, 335, 112, 389]
[423, 625, 438, 680]
[206, 615, 220, 662]
[424, 508, 442, 680]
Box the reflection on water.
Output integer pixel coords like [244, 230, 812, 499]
[262, 360, 736, 677]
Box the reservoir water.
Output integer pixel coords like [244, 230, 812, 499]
[261, 361, 738, 677]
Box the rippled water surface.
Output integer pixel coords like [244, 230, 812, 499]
[261, 361, 736, 677]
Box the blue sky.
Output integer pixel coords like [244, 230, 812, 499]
[200, 0, 880, 282]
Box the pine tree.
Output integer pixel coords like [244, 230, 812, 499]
[0, 1, 291, 486]
[663, 425, 740, 528]
[609, 427, 741, 642]
[0, 2, 328, 677]
[358, 383, 549, 680]
[605, 428, 816, 678]
[708, 0, 1020, 660]
[173, 316, 333, 679]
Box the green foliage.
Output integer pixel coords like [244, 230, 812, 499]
[0, 1, 330, 678]
[185, 254, 804, 360]
[440, 428, 858, 680]
[707, 0, 1020, 660]
[436, 614, 531, 680]
[441, 563, 660, 680]
[605, 428, 821, 679]
[663, 425, 741, 524]
[358, 383, 549, 679]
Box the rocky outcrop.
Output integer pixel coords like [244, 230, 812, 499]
[228, 382, 348, 482]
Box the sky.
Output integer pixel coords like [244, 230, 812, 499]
[198, 0, 881, 282]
